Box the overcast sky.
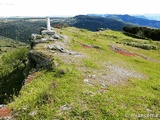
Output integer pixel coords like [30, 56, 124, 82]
[0, 0, 160, 16]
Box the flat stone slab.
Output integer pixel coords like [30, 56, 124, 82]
[41, 30, 55, 35]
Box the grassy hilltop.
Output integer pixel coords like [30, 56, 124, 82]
[5, 27, 160, 119]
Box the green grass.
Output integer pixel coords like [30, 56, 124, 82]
[83, 58, 100, 69]
[9, 27, 160, 119]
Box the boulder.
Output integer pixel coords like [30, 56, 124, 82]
[31, 34, 42, 40]
[27, 50, 55, 69]
[53, 45, 69, 53]
[52, 34, 61, 39]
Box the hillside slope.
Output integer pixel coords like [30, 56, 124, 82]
[68, 15, 133, 31]
[0, 19, 46, 43]
[7, 27, 160, 119]
[88, 14, 160, 28]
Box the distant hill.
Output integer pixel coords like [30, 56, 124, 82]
[132, 15, 148, 19]
[142, 14, 160, 21]
[0, 19, 46, 43]
[66, 15, 134, 31]
[88, 14, 160, 28]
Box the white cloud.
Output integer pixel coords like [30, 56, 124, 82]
[0, 0, 160, 16]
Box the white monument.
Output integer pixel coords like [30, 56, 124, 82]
[41, 17, 55, 35]
[47, 17, 51, 31]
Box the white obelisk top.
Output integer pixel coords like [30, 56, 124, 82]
[47, 17, 51, 31]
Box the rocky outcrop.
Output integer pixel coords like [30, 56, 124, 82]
[31, 34, 43, 40]
[30, 32, 62, 46]
[27, 50, 55, 69]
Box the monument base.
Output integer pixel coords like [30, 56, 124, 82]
[41, 30, 55, 35]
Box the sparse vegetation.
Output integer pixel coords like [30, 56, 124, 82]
[116, 41, 158, 50]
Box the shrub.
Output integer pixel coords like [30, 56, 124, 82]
[124, 42, 158, 50]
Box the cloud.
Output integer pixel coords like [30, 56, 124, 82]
[0, 0, 160, 16]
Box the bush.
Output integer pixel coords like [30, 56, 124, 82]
[123, 26, 160, 41]
[124, 42, 158, 50]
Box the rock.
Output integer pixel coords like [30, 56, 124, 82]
[31, 34, 42, 40]
[49, 37, 55, 41]
[101, 84, 107, 88]
[60, 105, 72, 111]
[84, 79, 94, 86]
[33, 38, 48, 44]
[68, 51, 81, 55]
[84, 79, 89, 83]
[96, 28, 104, 31]
[1, 116, 13, 120]
[41, 30, 55, 35]
[89, 74, 96, 78]
[40, 38, 48, 41]
[27, 50, 55, 69]
[29, 110, 38, 116]
[22, 106, 27, 110]
[52, 34, 61, 39]
[53, 45, 69, 53]
[92, 45, 102, 49]
[146, 108, 152, 112]
[50, 50, 55, 53]
[48, 44, 55, 50]
[0, 104, 6, 108]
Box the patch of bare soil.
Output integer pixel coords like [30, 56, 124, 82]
[25, 72, 38, 85]
[103, 64, 145, 85]
[82, 63, 145, 87]
[0, 105, 15, 120]
[110, 45, 159, 62]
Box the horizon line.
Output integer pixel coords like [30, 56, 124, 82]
[0, 13, 160, 18]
